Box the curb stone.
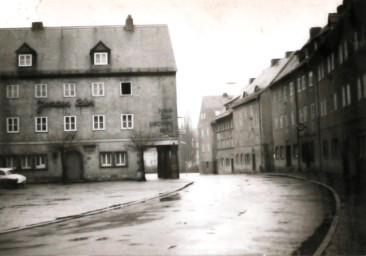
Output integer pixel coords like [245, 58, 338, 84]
[0, 181, 194, 235]
[266, 173, 341, 256]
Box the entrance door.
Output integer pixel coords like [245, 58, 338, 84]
[252, 154, 256, 171]
[231, 158, 234, 173]
[286, 145, 292, 167]
[63, 152, 83, 182]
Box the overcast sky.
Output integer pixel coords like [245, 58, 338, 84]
[0, 0, 343, 127]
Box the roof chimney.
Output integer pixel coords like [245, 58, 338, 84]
[124, 15, 134, 32]
[223, 93, 228, 98]
[32, 22, 43, 30]
[309, 27, 321, 39]
[285, 51, 294, 58]
[337, 5, 345, 13]
[271, 59, 280, 67]
[249, 78, 255, 84]
[328, 13, 342, 27]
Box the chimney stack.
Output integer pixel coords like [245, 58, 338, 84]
[285, 51, 294, 58]
[32, 22, 43, 30]
[271, 59, 280, 67]
[249, 78, 255, 84]
[309, 27, 321, 39]
[328, 13, 341, 27]
[223, 93, 228, 98]
[124, 15, 134, 32]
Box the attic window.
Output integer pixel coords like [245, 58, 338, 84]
[94, 52, 108, 65]
[15, 43, 37, 67]
[243, 92, 248, 97]
[254, 86, 260, 92]
[19, 54, 32, 67]
[90, 41, 111, 66]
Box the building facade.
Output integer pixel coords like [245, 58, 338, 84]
[270, 0, 366, 177]
[197, 94, 232, 174]
[0, 18, 179, 182]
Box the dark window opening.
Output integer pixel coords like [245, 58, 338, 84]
[121, 82, 132, 95]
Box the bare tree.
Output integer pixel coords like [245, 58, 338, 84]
[127, 127, 154, 182]
[179, 112, 198, 172]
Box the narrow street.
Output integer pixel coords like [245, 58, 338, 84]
[0, 174, 332, 255]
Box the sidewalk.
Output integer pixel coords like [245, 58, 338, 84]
[0, 173, 196, 233]
[274, 171, 366, 255]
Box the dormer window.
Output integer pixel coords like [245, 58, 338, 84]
[19, 54, 32, 66]
[90, 41, 111, 66]
[94, 52, 108, 65]
[15, 43, 36, 68]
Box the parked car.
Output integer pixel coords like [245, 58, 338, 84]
[0, 168, 26, 188]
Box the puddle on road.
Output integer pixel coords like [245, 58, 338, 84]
[159, 193, 181, 202]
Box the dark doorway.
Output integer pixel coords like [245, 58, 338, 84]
[157, 145, 179, 179]
[286, 145, 292, 167]
[231, 158, 234, 173]
[63, 151, 83, 182]
[252, 154, 256, 171]
[213, 160, 218, 174]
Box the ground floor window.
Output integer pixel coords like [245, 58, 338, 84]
[0, 154, 48, 170]
[100, 152, 128, 167]
[359, 135, 366, 158]
[293, 144, 298, 159]
[331, 138, 339, 158]
[245, 154, 250, 164]
[280, 146, 285, 159]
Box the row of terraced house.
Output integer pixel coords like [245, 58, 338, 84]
[198, 0, 366, 180]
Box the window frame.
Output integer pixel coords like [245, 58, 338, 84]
[18, 54, 32, 67]
[6, 85, 19, 99]
[121, 114, 134, 129]
[64, 116, 77, 132]
[94, 52, 108, 65]
[63, 83, 76, 97]
[35, 84, 48, 98]
[120, 82, 132, 96]
[91, 82, 105, 97]
[35, 117, 48, 133]
[92, 115, 105, 131]
[6, 117, 19, 133]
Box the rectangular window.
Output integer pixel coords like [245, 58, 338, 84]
[6, 85, 19, 98]
[100, 153, 113, 167]
[279, 116, 283, 129]
[338, 44, 343, 64]
[333, 93, 338, 111]
[331, 52, 335, 70]
[275, 147, 279, 159]
[64, 116, 77, 131]
[35, 84, 47, 98]
[299, 109, 303, 123]
[18, 54, 32, 67]
[92, 82, 105, 96]
[323, 100, 327, 116]
[309, 72, 314, 87]
[93, 115, 105, 130]
[94, 52, 108, 65]
[289, 82, 294, 96]
[20, 156, 32, 169]
[327, 56, 331, 73]
[35, 117, 48, 132]
[354, 31, 359, 50]
[363, 74, 366, 99]
[274, 117, 278, 130]
[342, 86, 346, 107]
[357, 78, 362, 100]
[245, 154, 250, 164]
[6, 117, 19, 133]
[121, 114, 133, 129]
[278, 88, 282, 101]
[302, 75, 306, 90]
[311, 103, 316, 120]
[291, 111, 295, 126]
[303, 106, 308, 122]
[297, 78, 302, 92]
[35, 155, 47, 169]
[120, 82, 132, 95]
[283, 86, 287, 100]
[344, 41, 348, 60]
[4, 156, 17, 168]
[115, 152, 127, 166]
[63, 83, 76, 97]
[346, 84, 351, 106]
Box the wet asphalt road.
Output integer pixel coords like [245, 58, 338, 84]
[0, 174, 332, 255]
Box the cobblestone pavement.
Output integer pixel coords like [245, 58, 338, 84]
[275, 172, 366, 255]
[0, 173, 196, 232]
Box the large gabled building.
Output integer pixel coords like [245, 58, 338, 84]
[0, 17, 180, 182]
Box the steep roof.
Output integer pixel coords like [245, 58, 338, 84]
[239, 54, 292, 98]
[270, 52, 300, 84]
[0, 24, 176, 75]
[201, 95, 233, 110]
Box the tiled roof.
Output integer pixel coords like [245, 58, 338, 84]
[0, 24, 176, 75]
[201, 95, 234, 110]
